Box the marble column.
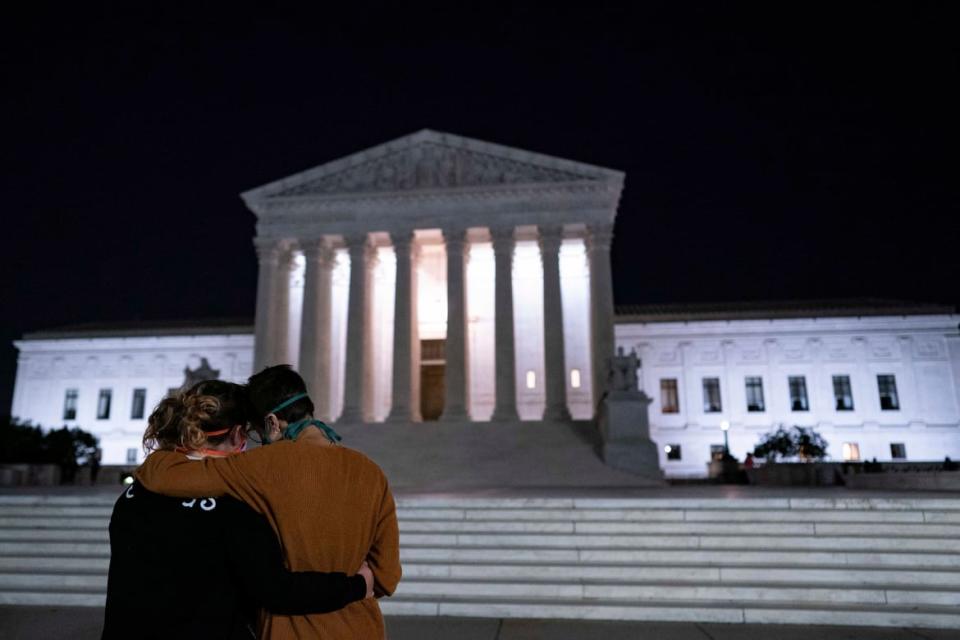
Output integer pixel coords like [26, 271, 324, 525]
[540, 225, 572, 421]
[587, 223, 615, 415]
[388, 231, 419, 422]
[253, 239, 281, 373]
[340, 234, 370, 423]
[272, 247, 293, 366]
[298, 240, 334, 421]
[440, 227, 469, 421]
[490, 226, 519, 421]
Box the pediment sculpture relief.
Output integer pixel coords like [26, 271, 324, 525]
[273, 142, 587, 197]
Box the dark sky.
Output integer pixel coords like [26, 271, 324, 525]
[1, 2, 958, 415]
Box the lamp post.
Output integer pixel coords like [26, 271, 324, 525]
[720, 420, 730, 458]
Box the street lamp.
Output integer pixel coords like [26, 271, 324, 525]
[720, 420, 730, 457]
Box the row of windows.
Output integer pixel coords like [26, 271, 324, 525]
[664, 442, 908, 462]
[659, 374, 901, 415]
[63, 388, 149, 421]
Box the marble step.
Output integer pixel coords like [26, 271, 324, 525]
[378, 595, 960, 629]
[4, 539, 957, 569]
[3, 495, 960, 511]
[402, 560, 960, 586]
[3, 570, 958, 608]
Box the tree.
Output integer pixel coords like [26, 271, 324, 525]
[0, 416, 100, 483]
[753, 425, 829, 463]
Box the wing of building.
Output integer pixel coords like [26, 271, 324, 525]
[9, 132, 960, 477]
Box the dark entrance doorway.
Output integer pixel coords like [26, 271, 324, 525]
[420, 339, 446, 421]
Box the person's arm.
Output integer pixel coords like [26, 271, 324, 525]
[367, 480, 402, 597]
[135, 448, 274, 515]
[225, 504, 370, 615]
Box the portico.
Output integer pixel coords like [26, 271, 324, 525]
[242, 130, 624, 424]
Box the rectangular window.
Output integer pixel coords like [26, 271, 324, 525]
[62, 389, 78, 421]
[665, 444, 682, 460]
[97, 389, 112, 420]
[788, 376, 809, 411]
[832, 375, 854, 411]
[745, 377, 765, 412]
[660, 379, 679, 414]
[710, 444, 726, 462]
[842, 442, 861, 462]
[126, 448, 138, 464]
[877, 375, 900, 411]
[130, 388, 147, 420]
[890, 443, 907, 460]
[702, 378, 722, 413]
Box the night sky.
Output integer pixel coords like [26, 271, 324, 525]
[1, 3, 957, 416]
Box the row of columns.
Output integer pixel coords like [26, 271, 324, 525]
[253, 223, 615, 422]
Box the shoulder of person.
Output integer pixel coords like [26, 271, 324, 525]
[334, 446, 389, 481]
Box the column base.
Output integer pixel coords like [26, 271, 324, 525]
[490, 406, 520, 422]
[439, 408, 470, 422]
[386, 408, 415, 423]
[542, 405, 572, 422]
[338, 408, 365, 424]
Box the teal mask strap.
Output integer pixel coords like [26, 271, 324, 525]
[283, 419, 342, 445]
[267, 392, 309, 415]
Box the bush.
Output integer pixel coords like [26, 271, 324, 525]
[0, 416, 100, 482]
[753, 425, 828, 462]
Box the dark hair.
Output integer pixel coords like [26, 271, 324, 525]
[247, 365, 315, 424]
[143, 380, 249, 452]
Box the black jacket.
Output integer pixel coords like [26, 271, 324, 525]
[102, 481, 366, 639]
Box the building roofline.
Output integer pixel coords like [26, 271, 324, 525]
[614, 299, 957, 324]
[21, 318, 254, 341]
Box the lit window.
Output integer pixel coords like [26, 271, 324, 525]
[97, 389, 112, 420]
[664, 444, 682, 460]
[745, 377, 765, 412]
[788, 376, 809, 411]
[702, 378, 722, 413]
[570, 368, 581, 389]
[832, 375, 854, 411]
[526, 370, 537, 389]
[63, 389, 78, 421]
[130, 389, 147, 420]
[126, 448, 138, 464]
[660, 379, 679, 414]
[877, 375, 900, 411]
[890, 443, 906, 460]
[842, 442, 861, 461]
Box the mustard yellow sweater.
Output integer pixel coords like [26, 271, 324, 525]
[137, 430, 401, 639]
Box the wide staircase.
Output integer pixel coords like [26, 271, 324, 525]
[1, 493, 959, 629]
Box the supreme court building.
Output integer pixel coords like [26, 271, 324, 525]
[11, 131, 960, 485]
[243, 129, 620, 426]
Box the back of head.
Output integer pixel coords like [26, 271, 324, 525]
[143, 380, 249, 452]
[247, 365, 315, 424]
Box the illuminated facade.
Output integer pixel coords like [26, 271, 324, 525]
[9, 133, 960, 477]
[242, 130, 622, 424]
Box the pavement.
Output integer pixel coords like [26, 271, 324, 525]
[1, 607, 958, 640]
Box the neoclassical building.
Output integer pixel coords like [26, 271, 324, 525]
[241, 130, 622, 425]
[10, 132, 960, 483]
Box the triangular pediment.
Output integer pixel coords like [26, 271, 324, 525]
[243, 129, 622, 201]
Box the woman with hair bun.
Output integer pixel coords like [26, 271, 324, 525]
[102, 380, 373, 640]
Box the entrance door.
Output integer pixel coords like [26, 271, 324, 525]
[420, 365, 445, 421]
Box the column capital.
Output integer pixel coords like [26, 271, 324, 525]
[344, 232, 370, 251]
[253, 237, 283, 264]
[391, 229, 416, 250]
[490, 226, 516, 254]
[302, 240, 335, 267]
[586, 223, 614, 252]
[538, 224, 564, 254]
[442, 226, 468, 251]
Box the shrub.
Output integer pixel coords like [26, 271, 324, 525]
[753, 425, 828, 463]
[0, 416, 99, 471]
